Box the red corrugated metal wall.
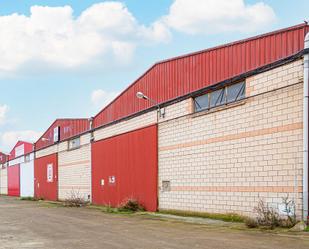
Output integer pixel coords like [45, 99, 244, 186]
[9, 141, 33, 160]
[0, 152, 7, 164]
[94, 24, 309, 128]
[92, 125, 158, 211]
[36, 119, 89, 150]
[34, 154, 58, 201]
[8, 165, 20, 197]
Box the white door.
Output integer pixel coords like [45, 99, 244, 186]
[20, 159, 34, 197]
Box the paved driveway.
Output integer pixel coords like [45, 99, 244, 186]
[0, 196, 308, 249]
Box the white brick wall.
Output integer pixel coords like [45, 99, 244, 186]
[0, 166, 8, 195]
[36, 144, 58, 158]
[158, 59, 304, 217]
[58, 142, 91, 201]
[94, 110, 157, 141]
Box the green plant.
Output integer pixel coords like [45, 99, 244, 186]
[279, 195, 297, 228]
[159, 209, 245, 222]
[118, 198, 144, 212]
[20, 196, 44, 201]
[245, 217, 259, 228]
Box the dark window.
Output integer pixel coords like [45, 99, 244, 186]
[194, 94, 209, 111]
[210, 88, 226, 108]
[227, 82, 245, 103]
[194, 81, 245, 112]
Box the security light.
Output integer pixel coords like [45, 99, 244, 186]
[41, 138, 50, 142]
[136, 91, 165, 118]
[136, 92, 148, 100]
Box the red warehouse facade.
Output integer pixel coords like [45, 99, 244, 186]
[92, 125, 158, 211]
[35, 119, 91, 201]
[34, 154, 58, 201]
[7, 141, 34, 197]
[2, 23, 309, 220]
[89, 23, 309, 219]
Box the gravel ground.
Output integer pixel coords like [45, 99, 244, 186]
[0, 196, 309, 249]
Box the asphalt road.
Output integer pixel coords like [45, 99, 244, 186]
[0, 196, 309, 249]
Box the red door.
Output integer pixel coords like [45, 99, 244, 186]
[8, 165, 20, 196]
[34, 153, 58, 201]
[92, 125, 158, 211]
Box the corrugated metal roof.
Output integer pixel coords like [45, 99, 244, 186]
[35, 119, 90, 150]
[93, 23, 309, 128]
[9, 141, 34, 160]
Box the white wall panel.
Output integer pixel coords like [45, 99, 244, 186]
[0, 166, 8, 195]
[20, 155, 34, 197]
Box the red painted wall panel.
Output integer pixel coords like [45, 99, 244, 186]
[94, 24, 309, 128]
[8, 165, 20, 197]
[34, 154, 58, 201]
[92, 125, 158, 211]
[36, 119, 89, 150]
[0, 152, 7, 164]
[9, 141, 33, 160]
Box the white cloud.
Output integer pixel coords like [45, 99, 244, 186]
[162, 0, 276, 34]
[0, 105, 9, 125]
[0, 130, 42, 152]
[91, 89, 119, 109]
[0, 2, 170, 74]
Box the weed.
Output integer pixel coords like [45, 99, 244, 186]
[64, 190, 89, 207]
[118, 198, 145, 212]
[244, 217, 259, 228]
[20, 196, 44, 201]
[246, 197, 298, 229]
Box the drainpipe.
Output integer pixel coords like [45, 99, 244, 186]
[303, 32, 309, 221]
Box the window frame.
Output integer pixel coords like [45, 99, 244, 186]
[193, 81, 246, 113]
[68, 137, 81, 151]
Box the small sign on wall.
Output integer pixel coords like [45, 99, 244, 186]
[47, 164, 53, 182]
[53, 126, 60, 142]
[108, 176, 116, 185]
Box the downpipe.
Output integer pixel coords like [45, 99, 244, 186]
[303, 32, 309, 222]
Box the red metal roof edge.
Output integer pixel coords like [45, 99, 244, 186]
[9, 140, 34, 161]
[93, 23, 309, 120]
[35, 118, 90, 145]
[92, 47, 305, 132]
[10, 140, 34, 152]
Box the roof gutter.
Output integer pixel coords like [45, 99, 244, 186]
[303, 32, 309, 221]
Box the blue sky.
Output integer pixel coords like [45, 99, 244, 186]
[0, 0, 308, 151]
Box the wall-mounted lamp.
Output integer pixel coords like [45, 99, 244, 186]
[41, 138, 50, 142]
[136, 92, 165, 118]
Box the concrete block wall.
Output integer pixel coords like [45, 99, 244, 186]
[0, 166, 8, 195]
[58, 133, 91, 201]
[158, 59, 304, 217]
[94, 110, 157, 141]
[36, 144, 58, 158]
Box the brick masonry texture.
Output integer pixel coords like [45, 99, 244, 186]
[33, 59, 304, 217]
[0, 166, 8, 195]
[158, 59, 304, 217]
[58, 133, 92, 201]
[94, 110, 157, 142]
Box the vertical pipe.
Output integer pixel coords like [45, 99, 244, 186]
[303, 32, 309, 221]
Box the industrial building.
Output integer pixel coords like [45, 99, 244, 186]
[7, 141, 34, 197]
[34, 119, 90, 201]
[1, 23, 309, 221]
